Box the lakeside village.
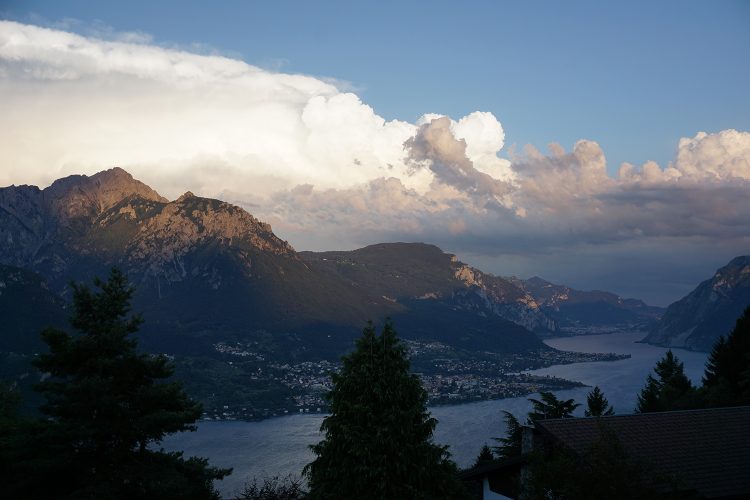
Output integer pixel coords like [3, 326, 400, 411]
[202, 339, 628, 421]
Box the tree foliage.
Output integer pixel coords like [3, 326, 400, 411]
[472, 444, 496, 469]
[701, 306, 750, 406]
[636, 350, 695, 413]
[305, 320, 469, 499]
[2, 268, 230, 499]
[492, 410, 523, 459]
[585, 386, 614, 417]
[528, 391, 580, 421]
[493, 391, 580, 461]
[234, 475, 306, 500]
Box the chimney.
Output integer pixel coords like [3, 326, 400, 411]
[521, 425, 535, 454]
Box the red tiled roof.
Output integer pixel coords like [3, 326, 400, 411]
[536, 406, 750, 499]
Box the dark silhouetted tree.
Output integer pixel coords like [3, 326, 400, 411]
[492, 410, 523, 459]
[305, 320, 469, 499]
[7, 268, 230, 499]
[472, 444, 496, 468]
[702, 306, 750, 406]
[528, 391, 580, 421]
[585, 386, 614, 417]
[493, 392, 580, 461]
[636, 350, 695, 412]
[234, 475, 306, 500]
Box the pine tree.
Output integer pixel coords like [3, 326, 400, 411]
[305, 320, 469, 499]
[702, 306, 750, 405]
[492, 410, 523, 458]
[493, 392, 580, 461]
[472, 444, 496, 468]
[585, 386, 614, 417]
[636, 350, 694, 412]
[527, 391, 580, 421]
[18, 268, 230, 499]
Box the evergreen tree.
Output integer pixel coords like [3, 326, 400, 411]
[493, 392, 579, 461]
[702, 306, 750, 406]
[636, 350, 694, 412]
[492, 410, 523, 459]
[305, 320, 469, 499]
[585, 386, 614, 417]
[234, 475, 306, 500]
[472, 444, 496, 468]
[527, 391, 580, 421]
[12, 268, 230, 499]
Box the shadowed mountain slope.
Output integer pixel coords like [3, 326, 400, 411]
[644, 255, 750, 351]
[0, 169, 546, 358]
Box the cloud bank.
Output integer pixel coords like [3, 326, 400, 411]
[1, 20, 749, 304]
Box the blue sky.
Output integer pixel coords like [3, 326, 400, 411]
[1, 1, 749, 305]
[5, 0, 749, 171]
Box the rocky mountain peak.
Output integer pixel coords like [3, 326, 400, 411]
[43, 167, 167, 223]
[176, 191, 196, 202]
[0, 168, 298, 286]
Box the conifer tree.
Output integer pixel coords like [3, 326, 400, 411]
[702, 306, 750, 405]
[472, 444, 496, 468]
[636, 350, 694, 412]
[527, 391, 580, 421]
[492, 410, 523, 459]
[18, 268, 230, 499]
[305, 320, 469, 499]
[493, 392, 580, 461]
[585, 386, 615, 417]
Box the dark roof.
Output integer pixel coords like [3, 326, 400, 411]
[536, 406, 750, 499]
[458, 456, 525, 481]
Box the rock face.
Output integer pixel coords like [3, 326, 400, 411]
[644, 256, 750, 351]
[0, 168, 294, 288]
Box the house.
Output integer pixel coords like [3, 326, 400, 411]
[459, 456, 524, 499]
[461, 406, 750, 499]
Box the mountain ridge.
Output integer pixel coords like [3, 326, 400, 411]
[644, 255, 750, 351]
[0, 168, 666, 358]
[0, 169, 547, 358]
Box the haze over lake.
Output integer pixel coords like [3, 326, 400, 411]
[164, 331, 709, 496]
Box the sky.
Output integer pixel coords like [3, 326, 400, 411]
[0, 1, 749, 305]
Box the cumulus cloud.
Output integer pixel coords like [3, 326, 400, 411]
[0, 20, 510, 202]
[1, 20, 749, 304]
[405, 117, 515, 209]
[618, 130, 750, 185]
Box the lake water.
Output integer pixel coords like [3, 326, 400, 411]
[164, 331, 709, 497]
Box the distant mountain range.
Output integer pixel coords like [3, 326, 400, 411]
[509, 276, 663, 332]
[0, 168, 663, 361]
[644, 256, 750, 351]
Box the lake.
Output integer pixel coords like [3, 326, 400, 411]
[163, 331, 709, 497]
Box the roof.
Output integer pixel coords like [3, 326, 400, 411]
[458, 456, 525, 481]
[535, 406, 750, 499]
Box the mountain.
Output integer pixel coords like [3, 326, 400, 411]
[302, 243, 556, 334]
[509, 276, 664, 332]
[0, 168, 544, 358]
[644, 256, 750, 351]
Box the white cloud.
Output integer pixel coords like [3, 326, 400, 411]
[0, 20, 509, 202]
[673, 129, 750, 181]
[1, 20, 749, 304]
